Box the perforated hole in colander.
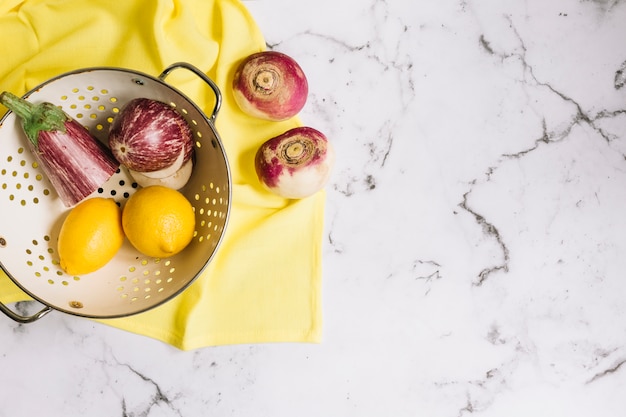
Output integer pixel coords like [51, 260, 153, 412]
[1, 147, 52, 207]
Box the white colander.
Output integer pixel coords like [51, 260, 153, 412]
[0, 62, 231, 323]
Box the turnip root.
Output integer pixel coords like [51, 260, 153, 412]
[255, 127, 334, 199]
[232, 51, 308, 121]
[129, 158, 193, 190]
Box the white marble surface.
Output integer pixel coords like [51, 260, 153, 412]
[2, 0, 626, 415]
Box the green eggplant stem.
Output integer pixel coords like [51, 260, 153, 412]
[0, 91, 67, 149]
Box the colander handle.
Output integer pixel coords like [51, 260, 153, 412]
[0, 300, 52, 323]
[158, 62, 222, 123]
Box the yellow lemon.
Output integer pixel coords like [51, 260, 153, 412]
[122, 185, 195, 258]
[58, 197, 124, 275]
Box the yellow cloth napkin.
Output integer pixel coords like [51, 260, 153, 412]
[0, 0, 324, 349]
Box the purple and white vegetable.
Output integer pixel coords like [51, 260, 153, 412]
[255, 126, 334, 199]
[0, 91, 119, 207]
[232, 51, 309, 121]
[128, 158, 193, 190]
[108, 98, 194, 173]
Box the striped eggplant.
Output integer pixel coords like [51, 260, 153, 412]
[108, 98, 194, 173]
[0, 91, 119, 207]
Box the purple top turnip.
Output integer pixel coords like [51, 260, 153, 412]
[232, 51, 309, 121]
[0, 91, 119, 207]
[108, 98, 194, 173]
[255, 127, 334, 199]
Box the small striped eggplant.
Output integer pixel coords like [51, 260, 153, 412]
[108, 98, 194, 174]
[0, 91, 119, 207]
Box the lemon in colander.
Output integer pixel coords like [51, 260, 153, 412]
[122, 185, 195, 258]
[58, 197, 125, 275]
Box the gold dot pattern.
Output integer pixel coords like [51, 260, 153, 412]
[0, 148, 51, 206]
[113, 258, 178, 302]
[23, 235, 81, 284]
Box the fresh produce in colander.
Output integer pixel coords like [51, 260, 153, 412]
[255, 126, 334, 199]
[0, 91, 120, 207]
[232, 51, 308, 121]
[127, 158, 193, 190]
[108, 98, 194, 189]
[57, 197, 125, 275]
[122, 185, 195, 258]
